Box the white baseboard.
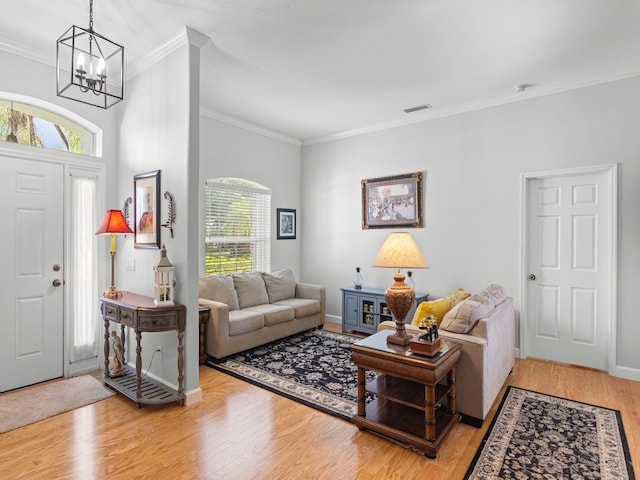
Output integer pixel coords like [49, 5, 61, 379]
[184, 387, 203, 406]
[609, 365, 640, 382]
[325, 314, 341, 324]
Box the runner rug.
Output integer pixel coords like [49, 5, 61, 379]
[465, 386, 636, 479]
[206, 329, 374, 421]
[0, 375, 115, 434]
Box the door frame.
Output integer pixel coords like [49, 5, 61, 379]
[0, 143, 107, 379]
[519, 164, 618, 374]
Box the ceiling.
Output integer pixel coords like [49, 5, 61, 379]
[2, 0, 640, 143]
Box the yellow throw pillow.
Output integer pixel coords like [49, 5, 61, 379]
[411, 288, 471, 326]
[450, 287, 471, 305]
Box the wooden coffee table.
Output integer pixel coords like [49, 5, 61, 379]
[350, 329, 462, 458]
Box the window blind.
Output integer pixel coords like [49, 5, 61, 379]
[205, 179, 271, 275]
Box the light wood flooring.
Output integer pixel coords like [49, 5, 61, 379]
[1, 323, 638, 480]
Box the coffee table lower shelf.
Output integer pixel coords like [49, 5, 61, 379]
[352, 398, 460, 458]
[103, 364, 184, 407]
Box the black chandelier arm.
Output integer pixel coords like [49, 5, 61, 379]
[56, 0, 124, 109]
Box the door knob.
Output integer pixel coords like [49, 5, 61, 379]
[528, 274, 536, 280]
[52, 279, 62, 287]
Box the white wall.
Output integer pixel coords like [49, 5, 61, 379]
[116, 35, 201, 395]
[199, 115, 303, 278]
[301, 76, 640, 377]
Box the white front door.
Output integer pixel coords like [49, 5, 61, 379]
[524, 167, 615, 371]
[0, 156, 64, 392]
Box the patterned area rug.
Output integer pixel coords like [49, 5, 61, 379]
[206, 329, 374, 420]
[465, 386, 635, 479]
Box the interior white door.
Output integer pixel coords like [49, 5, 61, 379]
[525, 170, 613, 370]
[0, 156, 64, 392]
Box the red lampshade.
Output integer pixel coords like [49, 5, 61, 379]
[96, 210, 133, 235]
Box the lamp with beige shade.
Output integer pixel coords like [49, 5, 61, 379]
[373, 232, 429, 345]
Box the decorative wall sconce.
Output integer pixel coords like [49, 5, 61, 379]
[162, 191, 176, 238]
[122, 196, 132, 231]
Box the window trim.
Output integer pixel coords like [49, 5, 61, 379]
[0, 91, 102, 157]
[204, 178, 271, 275]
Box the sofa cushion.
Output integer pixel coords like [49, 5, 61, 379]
[262, 269, 296, 303]
[273, 298, 321, 318]
[411, 288, 471, 326]
[199, 275, 239, 311]
[228, 310, 265, 336]
[440, 295, 494, 334]
[244, 304, 295, 326]
[233, 272, 270, 309]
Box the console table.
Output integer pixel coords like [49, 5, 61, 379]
[350, 329, 461, 458]
[100, 292, 186, 407]
[341, 286, 428, 334]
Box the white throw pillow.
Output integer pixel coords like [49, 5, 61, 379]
[198, 275, 239, 311]
[440, 295, 494, 334]
[233, 272, 270, 309]
[475, 283, 507, 306]
[262, 269, 296, 303]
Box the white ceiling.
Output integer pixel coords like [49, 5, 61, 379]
[2, 0, 640, 143]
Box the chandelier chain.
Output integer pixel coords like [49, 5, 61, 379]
[89, 0, 94, 32]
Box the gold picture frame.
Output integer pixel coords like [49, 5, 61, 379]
[362, 172, 423, 229]
[134, 170, 161, 249]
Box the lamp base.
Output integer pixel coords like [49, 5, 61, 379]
[386, 330, 413, 346]
[384, 272, 417, 346]
[103, 287, 123, 299]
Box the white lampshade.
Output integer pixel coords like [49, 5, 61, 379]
[373, 232, 429, 269]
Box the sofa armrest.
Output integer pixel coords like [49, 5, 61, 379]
[199, 298, 231, 356]
[295, 282, 326, 317]
[468, 298, 515, 358]
[295, 282, 324, 300]
[469, 297, 516, 420]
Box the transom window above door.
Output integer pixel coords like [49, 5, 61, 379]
[0, 99, 94, 155]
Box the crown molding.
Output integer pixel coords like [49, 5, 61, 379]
[200, 107, 301, 147]
[127, 27, 211, 80]
[0, 27, 211, 82]
[302, 68, 640, 146]
[185, 26, 211, 49]
[0, 35, 52, 66]
[2, 32, 639, 148]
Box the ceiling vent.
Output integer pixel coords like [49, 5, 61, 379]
[403, 104, 432, 113]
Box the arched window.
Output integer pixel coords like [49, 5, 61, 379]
[205, 178, 271, 275]
[0, 97, 95, 155]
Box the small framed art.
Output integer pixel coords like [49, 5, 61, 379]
[361, 171, 423, 229]
[276, 208, 296, 240]
[134, 169, 161, 249]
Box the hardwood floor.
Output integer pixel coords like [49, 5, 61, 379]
[1, 324, 638, 480]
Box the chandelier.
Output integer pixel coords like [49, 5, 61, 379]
[56, 0, 124, 109]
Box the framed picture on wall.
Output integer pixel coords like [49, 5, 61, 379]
[361, 171, 423, 229]
[276, 208, 296, 240]
[134, 170, 161, 249]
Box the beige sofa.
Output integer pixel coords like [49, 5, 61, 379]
[378, 292, 515, 427]
[199, 270, 325, 359]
